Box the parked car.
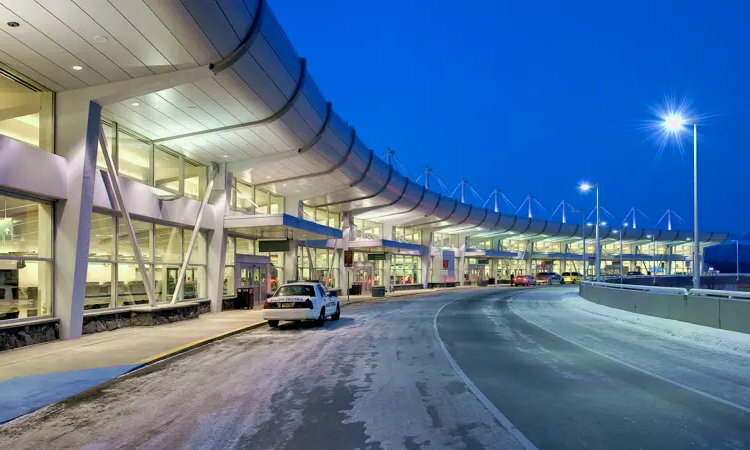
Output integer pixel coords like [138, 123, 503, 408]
[262, 281, 340, 327]
[546, 273, 563, 284]
[627, 271, 643, 276]
[561, 272, 582, 284]
[514, 274, 536, 287]
[535, 272, 553, 283]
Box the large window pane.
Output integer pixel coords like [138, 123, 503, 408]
[270, 193, 283, 214]
[184, 266, 206, 299]
[89, 213, 114, 260]
[184, 230, 206, 265]
[85, 262, 113, 310]
[154, 224, 182, 263]
[223, 266, 235, 296]
[236, 237, 255, 255]
[118, 220, 152, 261]
[226, 236, 235, 265]
[185, 160, 206, 200]
[97, 121, 115, 171]
[118, 263, 150, 306]
[0, 196, 52, 258]
[154, 265, 180, 303]
[255, 189, 269, 214]
[0, 260, 52, 319]
[118, 130, 152, 184]
[154, 147, 180, 194]
[0, 71, 53, 152]
[235, 181, 254, 214]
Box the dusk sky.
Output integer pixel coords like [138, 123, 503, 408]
[272, 0, 749, 233]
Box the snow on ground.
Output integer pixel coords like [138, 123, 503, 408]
[564, 289, 750, 356]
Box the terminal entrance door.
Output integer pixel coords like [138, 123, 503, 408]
[353, 262, 374, 294]
[468, 264, 485, 285]
[235, 254, 272, 308]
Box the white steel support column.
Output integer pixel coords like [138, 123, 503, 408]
[384, 255, 392, 291]
[422, 230, 433, 289]
[53, 99, 100, 339]
[339, 212, 354, 293]
[98, 123, 156, 306]
[206, 166, 231, 312]
[526, 241, 534, 274]
[490, 258, 498, 284]
[171, 164, 219, 304]
[459, 235, 467, 286]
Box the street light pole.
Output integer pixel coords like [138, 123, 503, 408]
[595, 185, 601, 281]
[693, 123, 700, 289]
[619, 230, 623, 280]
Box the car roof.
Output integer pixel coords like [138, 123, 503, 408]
[280, 282, 319, 286]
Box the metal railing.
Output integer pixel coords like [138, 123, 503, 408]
[582, 280, 688, 295]
[583, 280, 750, 299]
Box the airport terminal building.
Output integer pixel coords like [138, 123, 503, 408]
[0, 0, 728, 342]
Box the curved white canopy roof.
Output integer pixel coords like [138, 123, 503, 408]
[0, 0, 728, 244]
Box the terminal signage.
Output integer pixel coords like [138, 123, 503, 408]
[367, 252, 387, 261]
[344, 250, 354, 267]
[258, 239, 291, 252]
[477, 258, 490, 265]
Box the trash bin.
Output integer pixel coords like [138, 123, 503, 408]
[236, 287, 254, 309]
[372, 286, 386, 297]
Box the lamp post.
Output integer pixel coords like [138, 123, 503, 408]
[579, 182, 600, 281]
[662, 116, 699, 289]
[647, 234, 656, 284]
[736, 240, 740, 283]
[573, 209, 585, 277]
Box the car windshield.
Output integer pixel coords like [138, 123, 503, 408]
[275, 285, 315, 297]
[562, 272, 570, 276]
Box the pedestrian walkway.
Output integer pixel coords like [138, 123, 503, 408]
[0, 283, 507, 423]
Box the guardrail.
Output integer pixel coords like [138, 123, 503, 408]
[688, 289, 750, 300]
[579, 281, 750, 334]
[582, 280, 688, 295]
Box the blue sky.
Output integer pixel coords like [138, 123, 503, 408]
[271, 0, 749, 232]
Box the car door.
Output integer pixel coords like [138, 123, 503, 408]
[315, 284, 330, 314]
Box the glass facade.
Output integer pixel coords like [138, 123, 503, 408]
[0, 66, 53, 152]
[302, 205, 340, 228]
[298, 247, 339, 288]
[224, 235, 285, 296]
[394, 226, 421, 244]
[93, 120, 207, 198]
[232, 178, 284, 215]
[85, 215, 207, 309]
[353, 219, 382, 240]
[391, 255, 421, 285]
[0, 194, 53, 321]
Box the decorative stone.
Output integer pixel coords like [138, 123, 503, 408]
[46, 327, 56, 341]
[83, 321, 98, 334]
[18, 331, 34, 346]
[95, 321, 106, 333]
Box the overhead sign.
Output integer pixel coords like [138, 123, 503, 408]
[344, 250, 354, 267]
[477, 258, 490, 265]
[258, 240, 291, 253]
[367, 252, 387, 261]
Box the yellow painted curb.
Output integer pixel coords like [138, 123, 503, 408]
[135, 321, 267, 365]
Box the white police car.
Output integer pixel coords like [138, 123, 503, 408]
[262, 281, 340, 327]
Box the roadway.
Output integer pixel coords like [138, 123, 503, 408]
[2, 287, 750, 449]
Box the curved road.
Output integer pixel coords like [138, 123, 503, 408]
[2, 287, 750, 449]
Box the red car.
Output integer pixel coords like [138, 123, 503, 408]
[513, 275, 536, 287]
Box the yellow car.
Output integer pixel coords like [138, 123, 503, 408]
[561, 272, 582, 284]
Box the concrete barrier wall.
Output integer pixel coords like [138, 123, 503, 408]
[719, 299, 750, 334]
[578, 284, 745, 333]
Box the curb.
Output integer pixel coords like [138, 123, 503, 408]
[133, 321, 268, 367]
[0, 321, 270, 426]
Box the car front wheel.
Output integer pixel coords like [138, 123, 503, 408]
[332, 303, 340, 320]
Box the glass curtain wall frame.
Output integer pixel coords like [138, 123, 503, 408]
[100, 119, 208, 198]
[86, 213, 208, 310]
[0, 192, 54, 322]
[297, 247, 339, 288]
[231, 178, 285, 216]
[0, 64, 54, 153]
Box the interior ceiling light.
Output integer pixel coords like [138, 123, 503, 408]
[131, 102, 140, 107]
[223, 155, 228, 158]
[7, 21, 20, 28]
[93, 35, 108, 43]
[72, 65, 83, 71]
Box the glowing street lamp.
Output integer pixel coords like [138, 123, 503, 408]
[651, 101, 701, 289]
[646, 234, 656, 284]
[579, 181, 601, 281]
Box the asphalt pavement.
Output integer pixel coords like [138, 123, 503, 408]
[2, 287, 749, 449]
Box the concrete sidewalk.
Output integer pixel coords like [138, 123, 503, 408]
[0, 284, 507, 423]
